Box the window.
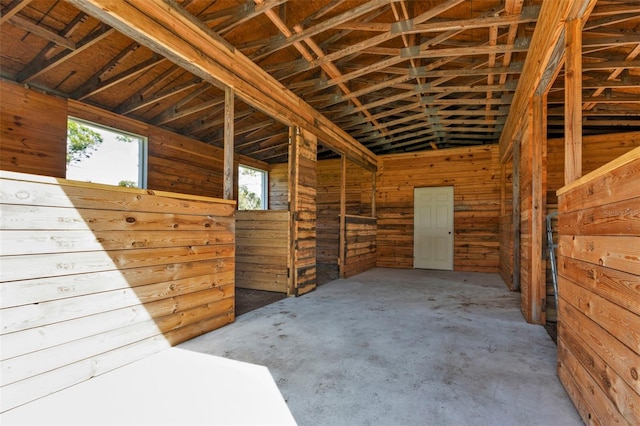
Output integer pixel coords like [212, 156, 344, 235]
[238, 165, 267, 210]
[66, 117, 147, 188]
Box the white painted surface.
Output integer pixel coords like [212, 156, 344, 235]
[413, 186, 454, 270]
[1, 347, 296, 426]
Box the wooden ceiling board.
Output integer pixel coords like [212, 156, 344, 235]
[0, 0, 638, 162]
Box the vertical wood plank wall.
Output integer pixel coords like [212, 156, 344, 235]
[235, 210, 290, 293]
[556, 147, 640, 425]
[0, 171, 236, 412]
[377, 145, 502, 271]
[288, 127, 317, 296]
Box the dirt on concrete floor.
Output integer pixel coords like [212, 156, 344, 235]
[235, 288, 286, 316]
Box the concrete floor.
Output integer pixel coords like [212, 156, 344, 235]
[180, 268, 582, 426]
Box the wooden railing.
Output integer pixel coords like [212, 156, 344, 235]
[556, 147, 640, 424]
[235, 210, 290, 294]
[343, 215, 376, 278]
[0, 171, 236, 412]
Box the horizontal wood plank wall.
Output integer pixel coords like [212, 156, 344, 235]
[343, 215, 377, 278]
[317, 159, 374, 283]
[377, 145, 501, 271]
[0, 171, 236, 412]
[556, 147, 640, 425]
[269, 162, 289, 211]
[545, 131, 640, 322]
[235, 210, 289, 293]
[1, 82, 264, 200]
[0, 81, 67, 178]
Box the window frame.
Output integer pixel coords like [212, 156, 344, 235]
[66, 116, 148, 189]
[238, 164, 268, 210]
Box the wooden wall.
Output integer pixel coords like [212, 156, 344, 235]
[269, 162, 289, 211]
[499, 162, 515, 289]
[288, 127, 317, 295]
[0, 171, 235, 412]
[556, 146, 640, 425]
[545, 131, 640, 322]
[316, 158, 376, 282]
[376, 145, 502, 272]
[1, 81, 67, 178]
[235, 210, 289, 293]
[316, 159, 342, 282]
[343, 215, 377, 278]
[1, 81, 264, 199]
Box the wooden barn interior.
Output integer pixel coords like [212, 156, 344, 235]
[1, 0, 639, 424]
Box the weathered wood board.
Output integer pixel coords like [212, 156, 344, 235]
[289, 127, 317, 296]
[235, 210, 289, 293]
[0, 171, 236, 412]
[343, 215, 377, 278]
[376, 145, 502, 272]
[556, 146, 640, 425]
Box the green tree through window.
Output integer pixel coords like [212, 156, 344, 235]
[238, 166, 266, 210]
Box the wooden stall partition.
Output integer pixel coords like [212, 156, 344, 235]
[343, 215, 377, 278]
[545, 131, 640, 322]
[288, 127, 317, 296]
[556, 147, 640, 425]
[0, 171, 236, 412]
[376, 145, 501, 272]
[235, 210, 290, 293]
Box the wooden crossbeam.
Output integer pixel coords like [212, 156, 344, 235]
[69, 0, 377, 170]
[499, 0, 595, 162]
[8, 15, 77, 50]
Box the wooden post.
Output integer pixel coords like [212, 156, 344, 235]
[530, 94, 547, 324]
[223, 86, 234, 200]
[564, 18, 582, 185]
[288, 126, 317, 296]
[500, 163, 507, 216]
[371, 169, 376, 217]
[339, 155, 346, 277]
[512, 136, 521, 291]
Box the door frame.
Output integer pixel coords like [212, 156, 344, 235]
[413, 186, 454, 270]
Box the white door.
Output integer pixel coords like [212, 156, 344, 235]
[414, 186, 454, 270]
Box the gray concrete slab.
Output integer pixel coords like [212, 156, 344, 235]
[180, 268, 581, 426]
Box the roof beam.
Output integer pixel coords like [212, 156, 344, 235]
[69, 0, 377, 170]
[498, 0, 596, 162]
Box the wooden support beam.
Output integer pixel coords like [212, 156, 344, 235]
[69, 0, 376, 170]
[8, 15, 77, 50]
[530, 94, 547, 324]
[339, 155, 346, 278]
[512, 133, 521, 292]
[0, 0, 33, 26]
[17, 16, 113, 84]
[499, 0, 588, 163]
[288, 127, 317, 296]
[223, 86, 234, 200]
[565, 18, 583, 185]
